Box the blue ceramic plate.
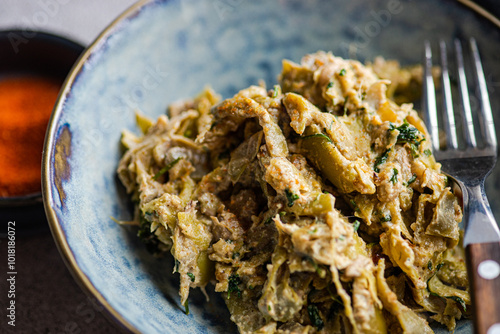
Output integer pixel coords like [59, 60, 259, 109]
[43, 0, 500, 332]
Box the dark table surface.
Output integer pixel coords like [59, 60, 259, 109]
[1, 228, 125, 334]
[0, 1, 499, 334]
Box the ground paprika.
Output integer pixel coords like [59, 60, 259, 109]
[0, 75, 61, 197]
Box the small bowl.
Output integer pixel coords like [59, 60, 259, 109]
[0, 30, 83, 234]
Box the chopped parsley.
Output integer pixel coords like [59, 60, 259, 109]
[303, 133, 332, 143]
[389, 121, 422, 146]
[153, 157, 181, 180]
[327, 81, 334, 89]
[409, 143, 421, 158]
[424, 148, 432, 156]
[339, 68, 346, 76]
[380, 214, 392, 223]
[390, 168, 399, 184]
[306, 257, 326, 278]
[272, 84, 280, 98]
[307, 304, 324, 330]
[374, 149, 390, 173]
[448, 296, 467, 311]
[436, 263, 445, 271]
[349, 199, 358, 210]
[352, 220, 361, 232]
[427, 275, 467, 312]
[227, 273, 242, 299]
[407, 173, 417, 185]
[187, 272, 195, 282]
[285, 189, 300, 207]
[308, 228, 318, 234]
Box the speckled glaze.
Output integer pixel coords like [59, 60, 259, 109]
[43, 0, 500, 333]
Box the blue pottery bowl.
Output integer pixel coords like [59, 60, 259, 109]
[43, 0, 500, 333]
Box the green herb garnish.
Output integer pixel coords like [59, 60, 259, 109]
[285, 189, 299, 207]
[339, 68, 346, 76]
[424, 148, 432, 156]
[303, 133, 333, 143]
[407, 173, 417, 185]
[390, 168, 399, 184]
[306, 257, 323, 277]
[448, 296, 467, 311]
[307, 304, 324, 330]
[380, 214, 392, 222]
[153, 157, 181, 180]
[427, 261, 432, 270]
[327, 81, 334, 89]
[187, 272, 195, 282]
[353, 220, 361, 232]
[272, 85, 280, 98]
[228, 273, 242, 299]
[374, 149, 391, 173]
[390, 121, 422, 146]
[409, 143, 420, 158]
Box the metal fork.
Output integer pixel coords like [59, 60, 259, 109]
[423, 39, 500, 334]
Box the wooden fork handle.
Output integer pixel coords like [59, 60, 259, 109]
[467, 242, 500, 334]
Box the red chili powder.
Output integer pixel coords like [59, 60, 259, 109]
[0, 76, 61, 197]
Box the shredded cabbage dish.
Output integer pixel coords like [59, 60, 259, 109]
[117, 52, 469, 333]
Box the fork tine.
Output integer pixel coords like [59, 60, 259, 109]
[439, 40, 459, 150]
[470, 38, 497, 148]
[455, 39, 477, 148]
[423, 41, 440, 151]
